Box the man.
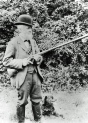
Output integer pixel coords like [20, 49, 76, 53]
[3, 14, 43, 123]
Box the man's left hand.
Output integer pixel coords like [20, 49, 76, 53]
[34, 55, 43, 65]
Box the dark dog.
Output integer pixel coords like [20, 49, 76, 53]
[42, 95, 58, 116]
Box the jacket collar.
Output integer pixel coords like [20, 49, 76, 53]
[17, 35, 36, 55]
[17, 35, 31, 54]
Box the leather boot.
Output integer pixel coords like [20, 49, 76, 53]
[17, 105, 25, 123]
[32, 102, 42, 122]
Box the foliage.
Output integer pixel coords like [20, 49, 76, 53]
[0, 0, 88, 91]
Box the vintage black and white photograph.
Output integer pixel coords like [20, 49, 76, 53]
[0, 0, 88, 123]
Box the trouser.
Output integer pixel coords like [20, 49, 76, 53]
[16, 71, 42, 123]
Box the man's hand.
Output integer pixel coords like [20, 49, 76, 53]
[22, 57, 33, 67]
[34, 55, 43, 65]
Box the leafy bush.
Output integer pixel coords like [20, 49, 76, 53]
[0, 0, 88, 91]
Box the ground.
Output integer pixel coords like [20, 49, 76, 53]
[0, 84, 88, 123]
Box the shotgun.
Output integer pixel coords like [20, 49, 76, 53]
[36, 34, 88, 56]
[7, 34, 88, 77]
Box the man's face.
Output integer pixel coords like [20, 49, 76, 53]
[17, 25, 33, 40]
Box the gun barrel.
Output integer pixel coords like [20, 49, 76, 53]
[38, 34, 88, 55]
